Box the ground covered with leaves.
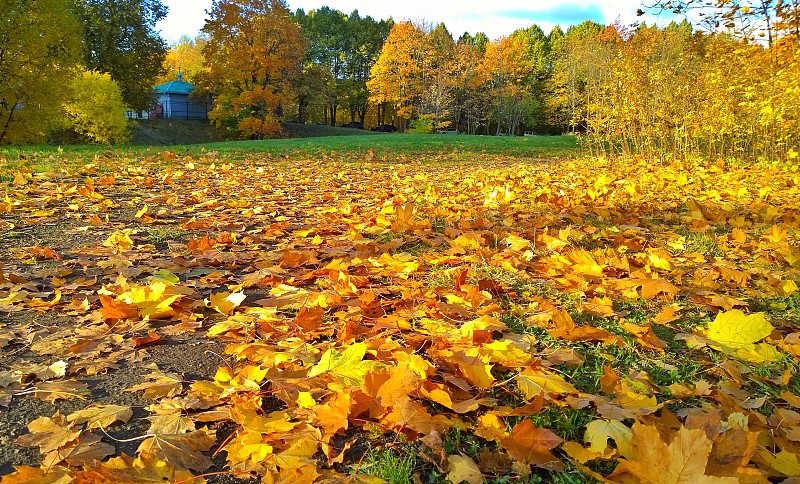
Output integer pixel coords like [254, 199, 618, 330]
[1, 147, 800, 483]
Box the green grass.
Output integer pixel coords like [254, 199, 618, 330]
[358, 445, 420, 483]
[141, 226, 193, 245]
[0, 133, 580, 173]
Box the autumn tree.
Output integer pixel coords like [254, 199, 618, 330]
[449, 33, 490, 134]
[480, 36, 534, 135]
[775, 0, 800, 39]
[156, 36, 207, 86]
[74, 0, 169, 110]
[341, 12, 393, 126]
[368, 21, 424, 132]
[417, 23, 456, 131]
[546, 21, 606, 134]
[0, 0, 81, 144]
[201, 0, 305, 138]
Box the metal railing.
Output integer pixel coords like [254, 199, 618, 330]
[126, 101, 210, 120]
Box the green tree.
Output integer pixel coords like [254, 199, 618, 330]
[74, 0, 168, 110]
[0, 0, 81, 144]
[61, 70, 129, 144]
[201, 0, 305, 138]
[342, 12, 393, 126]
[295, 7, 348, 125]
[295, 8, 391, 126]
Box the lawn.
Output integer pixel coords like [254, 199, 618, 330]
[0, 133, 579, 173]
[1, 136, 799, 483]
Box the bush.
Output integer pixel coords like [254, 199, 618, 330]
[61, 70, 129, 144]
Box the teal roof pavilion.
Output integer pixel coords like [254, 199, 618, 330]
[154, 73, 194, 95]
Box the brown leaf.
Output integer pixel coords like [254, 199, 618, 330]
[68, 404, 133, 430]
[33, 380, 90, 403]
[136, 429, 216, 472]
[639, 278, 680, 300]
[126, 371, 184, 399]
[132, 331, 162, 348]
[42, 433, 115, 467]
[0, 465, 72, 484]
[71, 453, 205, 483]
[15, 412, 81, 454]
[500, 418, 564, 470]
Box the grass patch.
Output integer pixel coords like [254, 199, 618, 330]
[673, 227, 723, 257]
[357, 445, 420, 483]
[0, 133, 580, 173]
[141, 226, 193, 245]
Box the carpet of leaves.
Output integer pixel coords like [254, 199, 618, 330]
[1, 152, 800, 483]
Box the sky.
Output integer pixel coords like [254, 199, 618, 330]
[156, 0, 677, 44]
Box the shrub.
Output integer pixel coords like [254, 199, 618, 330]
[61, 70, 129, 144]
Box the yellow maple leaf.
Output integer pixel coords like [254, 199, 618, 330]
[447, 454, 483, 484]
[307, 342, 381, 386]
[517, 367, 577, 400]
[207, 290, 246, 315]
[609, 423, 738, 483]
[583, 419, 632, 457]
[102, 230, 134, 252]
[757, 449, 800, 477]
[504, 233, 531, 251]
[704, 310, 782, 363]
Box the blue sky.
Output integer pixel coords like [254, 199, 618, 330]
[157, 0, 672, 43]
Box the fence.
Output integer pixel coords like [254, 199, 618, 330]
[126, 101, 210, 120]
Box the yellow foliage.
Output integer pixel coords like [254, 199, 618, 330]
[62, 70, 129, 144]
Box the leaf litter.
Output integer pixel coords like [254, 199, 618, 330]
[0, 152, 800, 482]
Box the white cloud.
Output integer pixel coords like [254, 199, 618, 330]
[157, 0, 677, 43]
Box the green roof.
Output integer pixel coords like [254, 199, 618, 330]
[154, 80, 194, 95]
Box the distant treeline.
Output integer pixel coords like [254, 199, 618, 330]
[3, 0, 799, 161]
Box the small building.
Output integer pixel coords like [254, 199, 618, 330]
[125, 74, 211, 120]
[153, 73, 210, 119]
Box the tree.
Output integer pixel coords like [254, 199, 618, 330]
[546, 21, 606, 133]
[201, 0, 305, 138]
[74, 0, 169, 110]
[418, 23, 456, 131]
[61, 70, 129, 144]
[0, 0, 81, 144]
[341, 12, 393, 126]
[643, 0, 800, 45]
[368, 21, 424, 132]
[156, 36, 207, 86]
[452, 33, 489, 134]
[294, 63, 333, 124]
[480, 36, 532, 135]
[295, 7, 348, 125]
[295, 8, 391, 126]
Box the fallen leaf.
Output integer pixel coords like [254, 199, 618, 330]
[308, 342, 381, 386]
[42, 433, 115, 467]
[137, 429, 216, 472]
[447, 454, 484, 484]
[608, 422, 738, 483]
[500, 418, 564, 470]
[68, 404, 133, 430]
[14, 412, 81, 454]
